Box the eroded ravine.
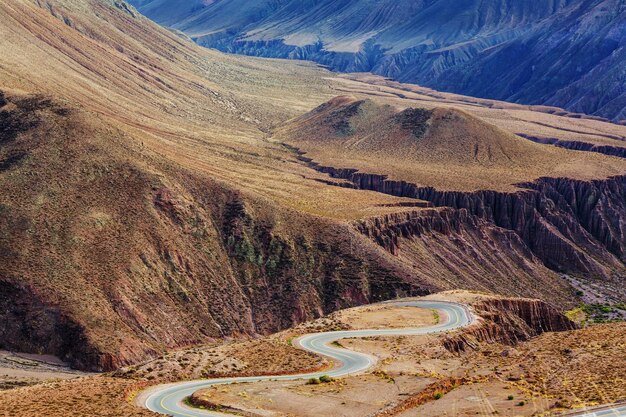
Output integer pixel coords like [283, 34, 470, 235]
[287, 145, 626, 296]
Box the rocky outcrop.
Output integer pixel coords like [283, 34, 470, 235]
[189, 392, 260, 417]
[352, 207, 580, 305]
[443, 298, 577, 352]
[308, 161, 626, 280]
[518, 134, 626, 159]
[373, 376, 470, 417]
[355, 208, 510, 256]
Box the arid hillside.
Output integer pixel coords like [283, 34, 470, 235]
[132, 0, 626, 122]
[277, 96, 626, 298]
[0, 0, 625, 373]
[0, 0, 422, 371]
[3, 292, 622, 417]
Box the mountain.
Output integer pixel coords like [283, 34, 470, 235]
[276, 96, 626, 297]
[1, 0, 625, 373]
[130, 0, 626, 122]
[0, 0, 419, 371]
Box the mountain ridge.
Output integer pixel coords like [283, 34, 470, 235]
[130, 0, 626, 122]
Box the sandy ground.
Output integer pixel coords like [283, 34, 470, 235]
[332, 304, 439, 329]
[192, 374, 437, 417]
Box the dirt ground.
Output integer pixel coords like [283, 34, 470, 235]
[331, 304, 439, 330]
[1, 293, 624, 417]
[191, 374, 438, 417]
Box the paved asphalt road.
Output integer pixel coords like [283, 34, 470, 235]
[139, 300, 625, 417]
[140, 300, 472, 417]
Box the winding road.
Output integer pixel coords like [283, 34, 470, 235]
[139, 300, 472, 417]
[138, 300, 625, 417]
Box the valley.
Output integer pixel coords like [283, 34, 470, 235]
[0, 0, 624, 416]
[131, 0, 626, 123]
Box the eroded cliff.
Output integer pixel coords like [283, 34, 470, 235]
[443, 297, 577, 352]
[314, 163, 626, 289]
[518, 134, 626, 159]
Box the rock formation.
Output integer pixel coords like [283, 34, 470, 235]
[443, 297, 578, 352]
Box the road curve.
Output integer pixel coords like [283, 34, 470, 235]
[139, 300, 473, 417]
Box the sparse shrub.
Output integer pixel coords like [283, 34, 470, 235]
[517, 401, 525, 406]
[306, 378, 320, 385]
[319, 375, 333, 383]
[507, 395, 514, 400]
[434, 392, 443, 400]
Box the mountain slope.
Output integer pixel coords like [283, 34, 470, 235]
[276, 96, 626, 297]
[1, 0, 625, 372]
[131, 0, 626, 122]
[0, 0, 425, 371]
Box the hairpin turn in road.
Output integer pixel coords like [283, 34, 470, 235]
[139, 300, 472, 417]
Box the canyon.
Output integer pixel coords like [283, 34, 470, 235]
[130, 0, 626, 122]
[277, 97, 626, 302]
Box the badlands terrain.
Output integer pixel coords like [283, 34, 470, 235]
[0, 0, 625, 415]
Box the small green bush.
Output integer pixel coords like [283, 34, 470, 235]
[434, 392, 443, 400]
[306, 378, 320, 385]
[507, 395, 514, 400]
[319, 375, 333, 383]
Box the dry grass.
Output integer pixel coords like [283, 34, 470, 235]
[115, 338, 326, 383]
[0, 377, 157, 417]
[490, 323, 626, 408]
[276, 96, 626, 192]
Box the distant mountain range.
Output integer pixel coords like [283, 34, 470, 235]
[128, 0, 626, 122]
